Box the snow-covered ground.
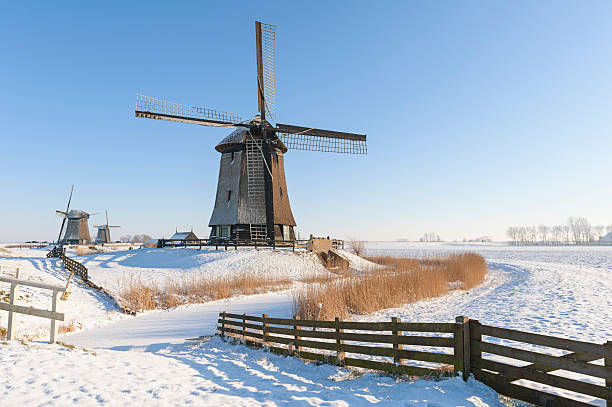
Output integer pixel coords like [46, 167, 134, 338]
[0, 248, 130, 339]
[1, 242, 610, 406]
[74, 247, 335, 296]
[1, 337, 505, 407]
[363, 242, 612, 344]
[0, 246, 364, 338]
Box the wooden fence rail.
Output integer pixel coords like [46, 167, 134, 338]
[470, 320, 612, 407]
[0, 263, 21, 278]
[217, 313, 611, 407]
[46, 247, 89, 282]
[60, 255, 88, 281]
[218, 312, 457, 377]
[0, 275, 66, 343]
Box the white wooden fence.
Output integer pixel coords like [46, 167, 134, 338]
[0, 263, 21, 278]
[0, 263, 66, 343]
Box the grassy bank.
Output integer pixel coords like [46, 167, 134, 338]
[293, 253, 487, 320]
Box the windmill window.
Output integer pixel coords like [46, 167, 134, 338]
[231, 151, 235, 162]
[227, 190, 232, 203]
[279, 187, 283, 197]
[216, 225, 231, 238]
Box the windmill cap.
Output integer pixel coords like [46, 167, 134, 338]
[66, 209, 90, 219]
[215, 116, 286, 153]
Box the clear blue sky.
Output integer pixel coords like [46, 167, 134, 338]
[1, 1, 611, 242]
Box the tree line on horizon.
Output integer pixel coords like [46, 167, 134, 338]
[506, 217, 612, 245]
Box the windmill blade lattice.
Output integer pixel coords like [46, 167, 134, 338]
[278, 132, 367, 154]
[276, 123, 367, 154]
[135, 95, 243, 128]
[259, 22, 277, 122]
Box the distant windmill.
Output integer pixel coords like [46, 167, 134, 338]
[55, 186, 93, 245]
[94, 210, 120, 244]
[135, 21, 367, 243]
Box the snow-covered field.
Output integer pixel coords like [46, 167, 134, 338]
[1, 242, 610, 406]
[364, 242, 612, 344]
[0, 246, 351, 338]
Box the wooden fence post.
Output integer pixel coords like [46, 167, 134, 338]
[262, 314, 269, 348]
[469, 319, 481, 380]
[50, 290, 60, 343]
[294, 315, 301, 355]
[220, 311, 225, 338]
[7, 281, 19, 340]
[455, 316, 470, 380]
[242, 313, 247, 341]
[605, 341, 611, 407]
[335, 317, 345, 365]
[392, 317, 404, 365]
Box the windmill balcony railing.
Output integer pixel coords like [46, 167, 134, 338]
[136, 94, 242, 124]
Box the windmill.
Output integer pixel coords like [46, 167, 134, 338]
[94, 210, 120, 244]
[55, 185, 93, 245]
[135, 21, 367, 242]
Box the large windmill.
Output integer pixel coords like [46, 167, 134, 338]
[94, 210, 120, 244]
[56, 186, 93, 245]
[135, 21, 367, 242]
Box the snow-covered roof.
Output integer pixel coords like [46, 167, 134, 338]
[600, 232, 612, 242]
[170, 231, 198, 241]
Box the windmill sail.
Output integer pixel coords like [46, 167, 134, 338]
[57, 185, 74, 245]
[135, 95, 244, 128]
[255, 21, 276, 122]
[275, 124, 367, 154]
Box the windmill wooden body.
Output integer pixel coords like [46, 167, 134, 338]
[135, 22, 366, 242]
[94, 210, 120, 244]
[55, 185, 90, 245]
[56, 209, 92, 245]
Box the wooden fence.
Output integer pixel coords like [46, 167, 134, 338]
[4, 243, 49, 249]
[158, 238, 303, 251]
[470, 321, 612, 407]
[46, 246, 64, 258]
[60, 255, 88, 281]
[0, 274, 66, 343]
[157, 238, 344, 251]
[217, 313, 612, 407]
[0, 263, 21, 278]
[46, 247, 88, 282]
[218, 312, 457, 377]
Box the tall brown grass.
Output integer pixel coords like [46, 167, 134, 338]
[119, 273, 335, 312]
[74, 246, 102, 255]
[293, 253, 487, 320]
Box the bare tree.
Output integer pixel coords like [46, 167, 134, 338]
[538, 225, 549, 244]
[508, 217, 609, 245]
[568, 217, 579, 244]
[592, 225, 605, 241]
[348, 239, 365, 257]
[576, 217, 590, 243]
[551, 225, 564, 244]
[131, 234, 152, 243]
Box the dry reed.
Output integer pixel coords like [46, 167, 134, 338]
[74, 246, 102, 255]
[293, 253, 487, 319]
[58, 321, 82, 334]
[119, 273, 299, 312]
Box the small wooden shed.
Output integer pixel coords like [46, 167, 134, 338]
[170, 230, 199, 242]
